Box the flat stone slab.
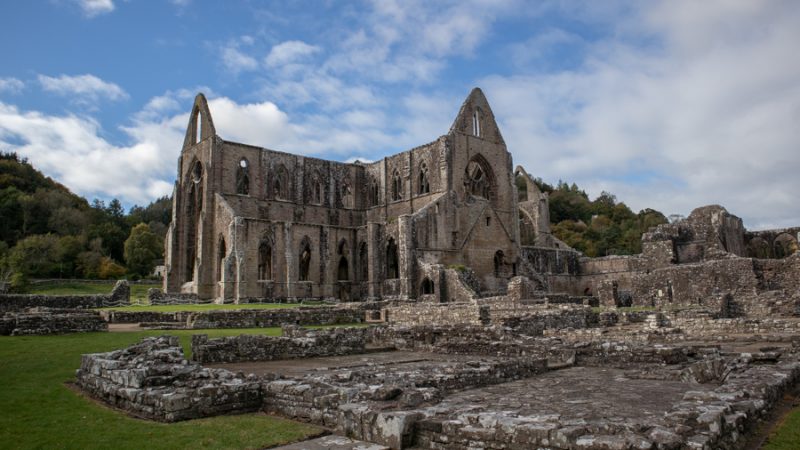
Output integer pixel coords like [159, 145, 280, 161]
[272, 435, 388, 450]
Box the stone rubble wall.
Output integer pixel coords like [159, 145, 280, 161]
[384, 302, 488, 326]
[101, 305, 364, 328]
[147, 288, 205, 305]
[0, 280, 130, 312]
[191, 326, 369, 363]
[75, 336, 262, 422]
[0, 308, 107, 335]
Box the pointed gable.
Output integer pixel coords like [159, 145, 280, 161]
[182, 93, 217, 149]
[448, 87, 505, 146]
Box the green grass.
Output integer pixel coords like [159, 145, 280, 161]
[26, 281, 154, 303]
[0, 329, 320, 449]
[764, 405, 800, 449]
[101, 303, 311, 312]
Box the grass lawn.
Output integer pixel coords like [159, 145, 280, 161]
[764, 405, 800, 449]
[26, 281, 154, 303]
[0, 329, 321, 449]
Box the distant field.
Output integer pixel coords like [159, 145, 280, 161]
[0, 328, 319, 450]
[26, 281, 153, 302]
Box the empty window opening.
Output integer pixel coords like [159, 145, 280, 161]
[391, 169, 403, 201]
[258, 240, 272, 280]
[299, 240, 311, 282]
[465, 157, 493, 200]
[418, 163, 430, 195]
[236, 158, 250, 195]
[420, 277, 435, 295]
[369, 178, 380, 206]
[337, 256, 349, 281]
[358, 242, 369, 281]
[493, 250, 504, 277]
[273, 164, 290, 200]
[218, 238, 226, 282]
[472, 109, 481, 137]
[386, 238, 399, 279]
[486, 216, 491, 226]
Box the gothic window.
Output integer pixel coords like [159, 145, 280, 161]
[192, 161, 202, 183]
[273, 164, 290, 200]
[337, 256, 349, 281]
[493, 250, 504, 277]
[472, 108, 481, 137]
[386, 238, 399, 279]
[309, 170, 324, 205]
[391, 169, 402, 201]
[299, 238, 311, 282]
[418, 162, 430, 195]
[341, 175, 353, 208]
[218, 238, 226, 282]
[369, 177, 380, 206]
[358, 241, 368, 281]
[420, 277, 434, 295]
[236, 158, 250, 195]
[258, 240, 272, 280]
[465, 157, 493, 200]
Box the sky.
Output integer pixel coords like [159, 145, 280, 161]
[0, 0, 798, 229]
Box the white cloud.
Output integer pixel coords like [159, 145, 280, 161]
[75, 0, 114, 17]
[484, 1, 800, 228]
[265, 41, 321, 67]
[221, 46, 259, 75]
[38, 74, 128, 104]
[0, 77, 24, 94]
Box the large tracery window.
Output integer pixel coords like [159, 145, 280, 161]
[465, 158, 492, 200]
[236, 158, 250, 195]
[391, 169, 403, 201]
[418, 162, 430, 195]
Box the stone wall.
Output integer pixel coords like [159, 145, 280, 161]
[147, 288, 204, 305]
[75, 336, 262, 422]
[191, 326, 369, 363]
[1, 308, 107, 335]
[101, 305, 364, 328]
[384, 302, 488, 326]
[0, 280, 130, 312]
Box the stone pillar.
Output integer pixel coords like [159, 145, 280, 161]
[284, 223, 296, 299]
[398, 214, 414, 299]
[367, 222, 381, 299]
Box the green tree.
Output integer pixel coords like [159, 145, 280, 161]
[8, 234, 61, 282]
[124, 223, 163, 277]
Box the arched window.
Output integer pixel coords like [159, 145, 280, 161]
[236, 158, 250, 195]
[273, 164, 290, 200]
[465, 156, 494, 200]
[309, 170, 324, 205]
[369, 177, 380, 206]
[341, 175, 353, 208]
[337, 256, 349, 281]
[391, 169, 403, 201]
[258, 240, 272, 280]
[418, 162, 430, 195]
[358, 241, 368, 281]
[420, 277, 434, 295]
[218, 238, 227, 282]
[299, 238, 311, 281]
[472, 108, 481, 137]
[493, 250, 504, 277]
[386, 238, 399, 279]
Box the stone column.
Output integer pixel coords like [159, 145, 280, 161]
[398, 214, 414, 299]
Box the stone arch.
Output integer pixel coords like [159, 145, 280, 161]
[341, 174, 353, 208]
[386, 237, 399, 279]
[774, 233, 798, 258]
[519, 209, 536, 246]
[273, 164, 290, 200]
[183, 94, 216, 148]
[747, 236, 770, 259]
[369, 176, 380, 206]
[299, 236, 311, 282]
[465, 154, 495, 201]
[183, 159, 203, 282]
[418, 162, 430, 195]
[236, 158, 250, 195]
[308, 169, 324, 205]
[420, 277, 434, 295]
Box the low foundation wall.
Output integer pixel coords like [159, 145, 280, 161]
[0, 280, 130, 311]
[385, 302, 488, 326]
[191, 326, 369, 363]
[1, 308, 107, 335]
[75, 336, 262, 422]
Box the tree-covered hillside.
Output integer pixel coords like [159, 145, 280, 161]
[529, 178, 668, 257]
[0, 152, 171, 287]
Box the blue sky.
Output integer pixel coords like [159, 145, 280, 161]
[0, 1, 798, 229]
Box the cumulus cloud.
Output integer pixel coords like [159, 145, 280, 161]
[484, 1, 800, 228]
[38, 74, 128, 104]
[265, 40, 321, 67]
[74, 0, 114, 17]
[0, 77, 24, 94]
[221, 46, 259, 75]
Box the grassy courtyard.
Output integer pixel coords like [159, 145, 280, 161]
[0, 329, 321, 450]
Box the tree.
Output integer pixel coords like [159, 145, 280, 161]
[8, 234, 61, 282]
[124, 223, 163, 277]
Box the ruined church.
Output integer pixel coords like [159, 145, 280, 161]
[164, 89, 555, 302]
